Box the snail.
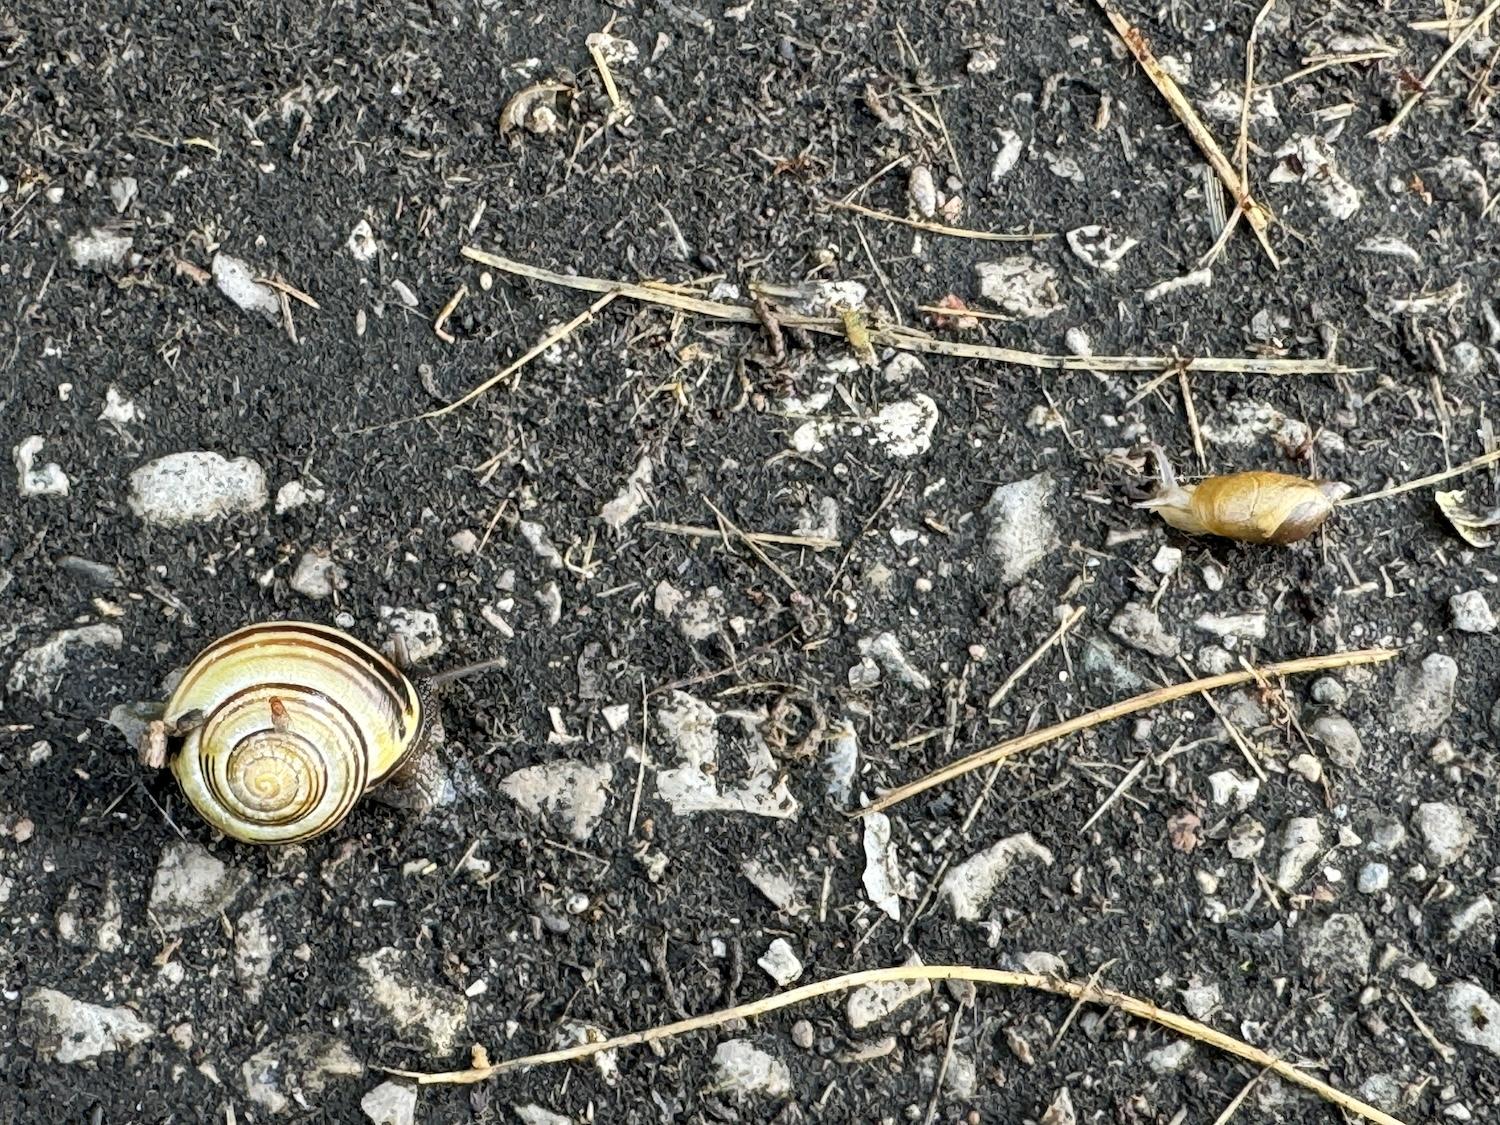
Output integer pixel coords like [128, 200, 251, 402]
[1136, 446, 1350, 544]
[139, 621, 501, 844]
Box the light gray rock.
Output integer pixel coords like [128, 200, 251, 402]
[235, 908, 277, 1002]
[974, 258, 1061, 318]
[69, 227, 133, 271]
[1357, 863, 1390, 895]
[1367, 816, 1406, 854]
[942, 833, 1054, 921]
[1194, 612, 1267, 641]
[1309, 714, 1363, 768]
[128, 452, 267, 526]
[361, 1081, 417, 1125]
[1144, 1040, 1194, 1073]
[290, 549, 347, 600]
[213, 252, 281, 321]
[14, 435, 70, 497]
[847, 955, 931, 1030]
[1445, 982, 1500, 1057]
[149, 842, 251, 932]
[1109, 602, 1178, 658]
[1450, 590, 1496, 634]
[500, 762, 613, 841]
[982, 474, 1058, 586]
[110, 176, 138, 213]
[1299, 913, 1372, 976]
[862, 811, 902, 921]
[1179, 980, 1220, 1021]
[1275, 817, 1322, 890]
[356, 947, 468, 1056]
[711, 1040, 792, 1099]
[655, 692, 798, 819]
[513, 1107, 571, 1125]
[861, 632, 931, 690]
[242, 1033, 363, 1114]
[1039, 1087, 1076, 1125]
[1448, 896, 1495, 944]
[379, 607, 443, 663]
[7, 623, 122, 702]
[1309, 676, 1348, 707]
[21, 989, 154, 1064]
[1392, 654, 1458, 734]
[1228, 815, 1267, 861]
[822, 720, 858, 806]
[1080, 637, 1144, 693]
[1414, 802, 1473, 867]
[757, 939, 804, 986]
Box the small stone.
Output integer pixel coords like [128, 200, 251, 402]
[942, 833, 1054, 921]
[1357, 863, 1390, 895]
[982, 473, 1058, 586]
[290, 548, 347, 600]
[242, 1034, 363, 1114]
[991, 129, 1024, 181]
[128, 451, 268, 526]
[274, 479, 324, 514]
[1227, 816, 1266, 860]
[1309, 676, 1347, 707]
[14, 436, 70, 497]
[1444, 982, 1500, 1057]
[68, 227, 133, 271]
[1450, 590, 1496, 634]
[1392, 654, 1458, 734]
[500, 762, 612, 842]
[1403, 961, 1438, 990]
[1301, 913, 1373, 976]
[1039, 1087, 1076, 1125]
[847, 955, 931, 1030]
[1179, 981, 1220, 1021]
[212, 252, 281, 321]
[109, 176, 138, 213]
[1309, 714, 1363, 768]
[356, 947, 468, 1056]
[758, 939, 804, 986]
[513, 1107, 570, 1125]
[518, 520, 564, 568]
[1081, 636, 1144, 693]
[1275, 817, 1322, 890]
[601, 703, 630, 732]
[235, 909, 277, 1003]
[1196, 645, 1235, 674]
[6, 623, 123, 703]
[974, 257, 1062, 318]
[860, 632, 931, 690]
[1151, 545, 1182, 575]
[1194, 612, 1267, 641]
[379, 607, 443, 663]
[360, 1081, 417, 1125]
[347, 220, 379, 262]
[908, 164, 937, 218]
[711, 1040, 792, 1099]
[1367, 816, 1406, 854]
[1288, 754, 1322, 782]
[862, 811, 903, 921]
[1413, 802, 1473, 867]
[1144, 1040, 1194, 1073]
[599, 456, 653, 533]
[1109, 602, 1178, 657]
[1448, 896, 1495, 943]
[148, 842, 251, 932]
[448, 529, 479, 555]
[1208, 770, 1259, 810]
[791, 1020, 815, 1049]
[822, 720, 859, 806]
[20, 989, 154, 1064]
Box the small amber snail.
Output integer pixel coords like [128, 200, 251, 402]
[138, 622, 501, 844]
[1135, 446, 1350, 544]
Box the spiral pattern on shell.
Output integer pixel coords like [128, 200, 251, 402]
[165, 623, 423, 844]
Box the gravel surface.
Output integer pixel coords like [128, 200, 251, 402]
[3, 1, 1499, 1122]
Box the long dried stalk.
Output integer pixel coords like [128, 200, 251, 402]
[386, 964, 1404, 1125]
[461, 247, 1354, 377]
[859, 647, 1398, 815]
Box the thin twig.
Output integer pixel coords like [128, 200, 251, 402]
[1339, 448, 1500, 506]
[829, 199, 1052, 241]
[1180, 368, 1206, 468]
[255, 274, 320, 309]
[1259, 50, 1397, 90]
[461, 247, 1356, 377]
[644, 521, 839, 551]
[1051, 959, 1116, 1051]
[1092, 0, 1280, 267]
[384, 965, 1406, 1125]
[858, 647, 1397, 816]
[1211, 1067, 1273, 1125]
[703, 497, 798, 592]
[433, 283, 467, 343]
[1371, 0, 1500, 143]
[627, 676, 649, 837]
[1180, 655, 1268, 782]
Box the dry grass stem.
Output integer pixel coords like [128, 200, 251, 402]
[419, 290, 618, 421]
[859, 647, 1397, 815]
[829, 199, 1052, 241]
[1092, 0, 1280, 266]
[988, 606, 1086, 710]
[255, 275, 320, 309]
[462, 247, 1355, 378]
[1261, 49, 1398, 89]
[1339, 448, 1500, 506]
[385, 965, 1406, 1125]
[1211, 1067, 1273, 1125]
[1371, 0, 1500, 142]
[433, 283, 467, 343]
[645, 521, 839, 551]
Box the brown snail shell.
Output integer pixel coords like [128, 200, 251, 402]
[1136, 448, 1350, 544]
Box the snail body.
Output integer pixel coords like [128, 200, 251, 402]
[1137, 447, 1349, 544]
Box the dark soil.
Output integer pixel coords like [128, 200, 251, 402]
[3, 1, 1498, 1122]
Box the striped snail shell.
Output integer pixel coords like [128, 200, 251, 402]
[162, 622, 432, 845]
[1136, 446, 1350, 545]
